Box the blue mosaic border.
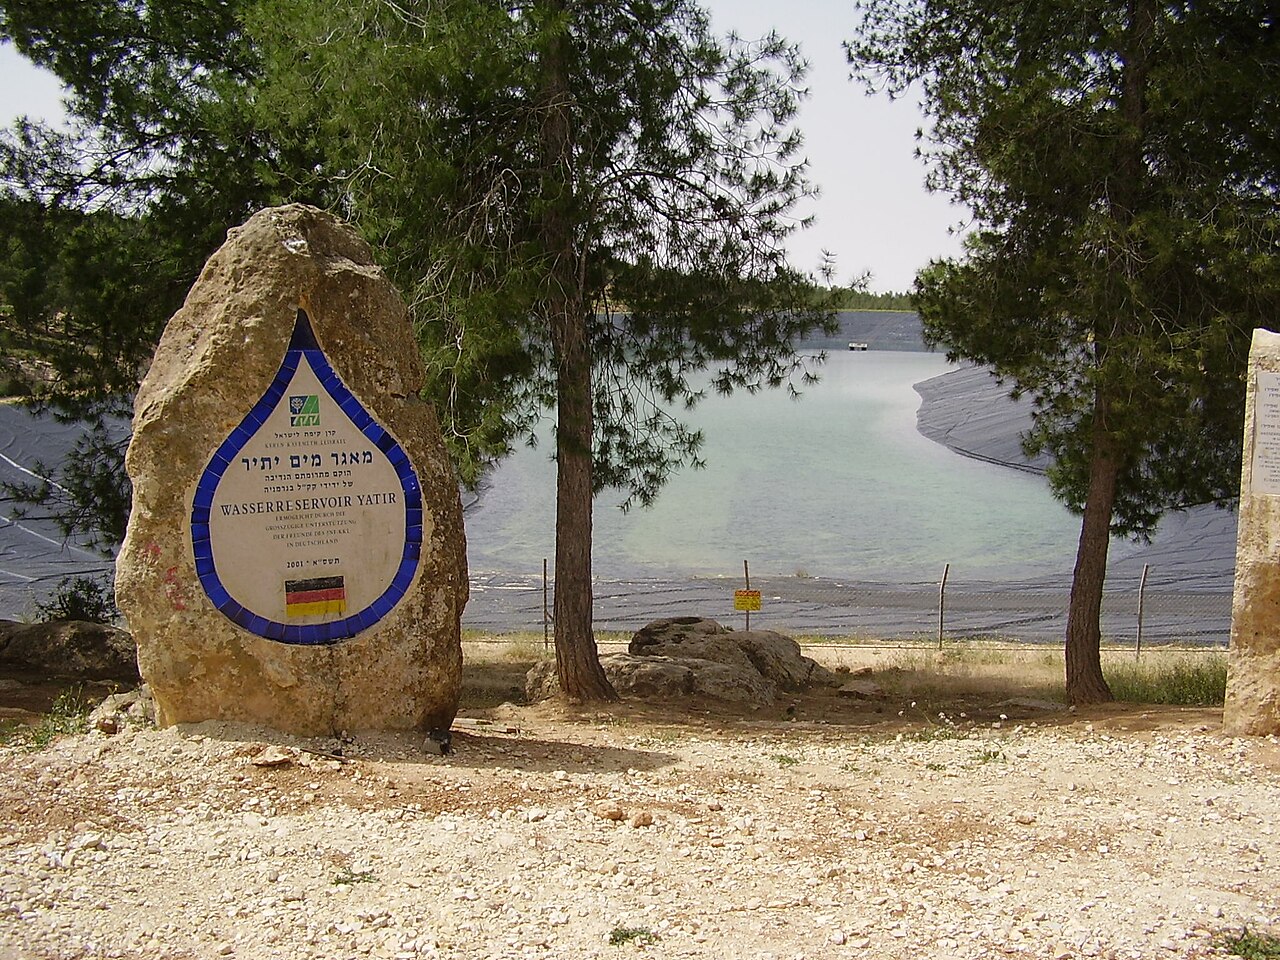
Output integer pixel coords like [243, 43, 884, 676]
[190, 308, 423, 645]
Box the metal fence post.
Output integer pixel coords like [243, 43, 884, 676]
[1136, 563, 1149, 660]
[938, 563, 950, 650]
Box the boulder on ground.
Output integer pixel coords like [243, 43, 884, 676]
[0, 619, 139, 681]
[526, 654, 693, 702]
[630, 616, 730, 651]
[599, 654, 695, 699]
[689, 660, 776, 703]
[526, 651, 773, 704]
[628, 617, 836, 690]
[527, 618, 830, 706]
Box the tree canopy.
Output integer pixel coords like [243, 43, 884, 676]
[2, 0, 835, 698]
[240, 0, 832, 486]
[0, 0, 312, 547]
[850, 0, 1280, 702]
[244, 0, 835, 696]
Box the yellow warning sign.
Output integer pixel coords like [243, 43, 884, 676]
[734, 589, 762, 611]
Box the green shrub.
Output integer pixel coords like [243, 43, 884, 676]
[0, 373, 30, 398]
[609, 926, 657, 947]
[36, 575, 117, 624]
[1215, 927, 1280, 959]
[332, 868, 377, 885]
[0, 686, 91, 750]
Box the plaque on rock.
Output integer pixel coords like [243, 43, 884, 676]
[191, 308, 422, 644]
[1248, 371, 1280, 497]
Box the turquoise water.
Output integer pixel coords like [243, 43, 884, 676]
[465, 350, 1086, 582]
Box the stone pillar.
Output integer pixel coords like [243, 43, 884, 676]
[116, 204, 467, 735]
[1225, 328, 1280, 736]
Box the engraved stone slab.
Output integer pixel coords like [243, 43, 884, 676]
[116, 204, 466, 734]
[1248, 371, 1280, 497]
[1226, 328, 1280, 736]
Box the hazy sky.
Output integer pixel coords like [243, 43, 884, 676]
[0, 1, 967, 293]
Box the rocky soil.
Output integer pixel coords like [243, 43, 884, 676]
[1, 672, 1278, 960]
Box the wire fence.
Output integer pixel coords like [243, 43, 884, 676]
[463, 562, 1232, 648]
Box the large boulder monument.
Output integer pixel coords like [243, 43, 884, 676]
[116, 204, 467, 735]
[1226, 328, 1280, 736]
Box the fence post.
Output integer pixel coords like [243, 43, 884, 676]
[743, 560, 752, 631]
[938, 562, 950, 650]
[1135, 563, 1149, 660]
[543, 558, 550, 650]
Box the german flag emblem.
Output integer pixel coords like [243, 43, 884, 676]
[285, 576, 347, 617]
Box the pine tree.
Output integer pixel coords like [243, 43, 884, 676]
[245, 0, 835, 699]
[850, 0, 1280, 703]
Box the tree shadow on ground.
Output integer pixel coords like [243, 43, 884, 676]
[0, 648, 1228, 765]
[459, 650, 1226, 744]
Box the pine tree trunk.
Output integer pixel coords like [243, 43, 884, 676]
[1065, 402, 1118, 705]
[550, 309, 615, 702]
[1062, 0, 1157, 706]
[539, 1, 617, 703]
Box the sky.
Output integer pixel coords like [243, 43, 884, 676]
[0, 1, 968, 293]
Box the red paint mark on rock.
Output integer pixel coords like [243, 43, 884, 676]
[163, 566, 188, 611]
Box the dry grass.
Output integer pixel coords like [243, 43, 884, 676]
[459, 637, 546, 709]
[815, 641, 1228, 708]
[809, 641, 1225, 705]
[1105, 652, 1227, 705]
[459, 633, 1227, 714]
[807, 642, 1066, 713]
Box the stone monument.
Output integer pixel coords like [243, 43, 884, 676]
[116, 204, 467, 735]
[1225, 328, 1280, 736]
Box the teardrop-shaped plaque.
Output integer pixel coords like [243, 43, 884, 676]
[189, 309, 423, 644]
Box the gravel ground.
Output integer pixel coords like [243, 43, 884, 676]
[1, 692, 1278, 960]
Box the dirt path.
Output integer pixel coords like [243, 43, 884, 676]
[1, 659, 1277, 960]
